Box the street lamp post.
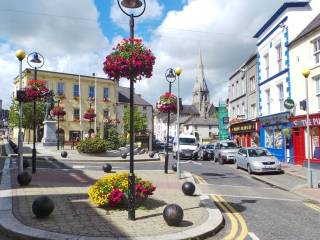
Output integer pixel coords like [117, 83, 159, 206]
[117, 0, 146, 221]
[164, 68, 176, 174]
[175, 67, 182, 179]
[57, 99, 61, 150]
[27, 52, 44, 174]
[15, 50, 26, 174]
[302, 68, 312, 188]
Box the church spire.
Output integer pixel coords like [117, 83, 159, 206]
[193, 49, 209, 94]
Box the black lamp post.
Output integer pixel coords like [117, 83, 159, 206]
[56, 99, 61, 150]
[27, 52, 44, 174]
[117, 0, 146, 221]
[164, 68, 176, 174]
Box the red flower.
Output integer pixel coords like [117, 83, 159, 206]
[20, 79, 53, 102]
[108, 188, 124, 207]
[51, 105, 66, 117]
[83, 108, 96, 120]
[156, 92, 177, 113]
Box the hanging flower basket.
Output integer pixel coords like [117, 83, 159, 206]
[103, 38, 156, 81]
[103, 117, 120, 125]
[83, 108, 96, 121]
[88, 97, 95, 102]
[157, 92, 177, 113]
[103, 97, 111, 102]
[51, 105, 66, 117]
[20, 79, 53, 102]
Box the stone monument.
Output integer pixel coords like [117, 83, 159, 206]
[42, 97, 57, 146]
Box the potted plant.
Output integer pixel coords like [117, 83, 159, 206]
[103, 38, 156, 81]
[103, 97, 111, 102]
[83, 108, 96, 121]
[156, 92, 177, 113]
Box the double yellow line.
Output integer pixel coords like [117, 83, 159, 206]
[211, 194, 248, 240]
[193, 174, 207, 184]
[304, 202, 320, 213]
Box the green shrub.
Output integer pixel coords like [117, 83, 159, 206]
[77, 136, 107, 153]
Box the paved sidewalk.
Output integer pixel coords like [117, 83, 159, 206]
[251, 163, 320, 203]
[0, 158, 223, 240]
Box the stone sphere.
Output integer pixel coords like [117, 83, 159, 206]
[23, 159, 29, 168]
[182, 182, 195, 196]
[172, 163, 177, 172]
[17, 171, 32, 186]
[163, 204, 184, 226]
[32, 196, 55, 218]
[121, 153, 127, 159]
[102, 163, 112, 173]
[149, 151, 155, 158]
[61, 151, 68, 158]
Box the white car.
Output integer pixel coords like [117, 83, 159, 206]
[235, 147, 282, 174]
[173, 134, 198, 159]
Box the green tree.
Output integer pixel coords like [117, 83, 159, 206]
[123, 106, 147, 136]
[105, 126, 120, 150]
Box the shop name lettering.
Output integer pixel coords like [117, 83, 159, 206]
[293, 118, 320, 126]
[232, 125, 254, 132]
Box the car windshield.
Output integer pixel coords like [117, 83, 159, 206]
[248, 149, 273, 157]
[220, 142, 237, 149]
[206, 145, 214, 149]
[180, 138, 196, 145]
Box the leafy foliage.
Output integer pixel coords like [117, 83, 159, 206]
[123, 106, 147, 137]
[76, 136, 107, 153]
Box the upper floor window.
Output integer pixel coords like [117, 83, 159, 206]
[73, 84, 79, 97]
[103, 87, 109, 98]
[103, 108, 109, 118]
[73, 108, 80, 120]
[266, 89, 271, 114]
[232, 107, 235, 117]
[264, 53, 269, 79]
[57, 82, 64, 96]
[241, 78, 245, 94]
[278, 84, 284, 112]
[315, 76, 320, 110]
[143, 106, 147, 110]
[237, 105, 240, 115]
[313, 38, 320, 64]
[236, 81, 239, 96]
[249, 76, 256, 92]
[88, 86, 95, 98]
[232, 84, 235, 98]
[276, 43, 282, 72]
[242, 102, 245, 115]
[251, 104, 256, 118]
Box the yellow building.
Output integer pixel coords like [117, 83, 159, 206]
[13, 68, 118, 142]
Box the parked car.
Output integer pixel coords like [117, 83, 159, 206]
[205, 144, 215, 160]
[173, 134, 198, 159]
[213, 140, 239, 164]
[235, 147, 282, 174]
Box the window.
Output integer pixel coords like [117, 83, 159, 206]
[278, 84, 284, 112]
[88, 86, 95, 98]
[45, 80, 49, 88]
[266, 89, 271, 114]
[73, 108, 79, 120]
[209, 125, 212, 130]
[242, 102, 245, 114]
[249, 76, 256, 92]
[236, 81, 239, 96]
[194, 125, 198, 130]
[313, 38, 320, 64]
[232, 84, 235, 98]
[265, 127, 273, 148]
[143, 106, 147, 110]
[73, 84, 79, 97]
[57, 82, 64, 96]
[103, 87, 109, 98]
[276, 43, 282, 72]
[316, 76, 320, 110]
[241, 78, 245, 94]
[124, 105, 127, 109]
[103, 109, 109, 118]
[232, 107, 235, 117]
[251, 104, 256, 118]
[274, 127, 282, 149]
[311, 128, 320, 159]
[264, 53, 269, 79]
[237, 105, 240, 115]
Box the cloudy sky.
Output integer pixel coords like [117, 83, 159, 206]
[0, 0, 292, 108]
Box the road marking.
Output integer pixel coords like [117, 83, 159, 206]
[193, 174, 207, 184]
[72, 165, 85, 169]
[304, 202, 320, 213]
[206, 184, 275, 190]
[211, 195, 239, 240]
[205, 193, 301, 202]
[216, 195, 248, 240]
[248, 232, 260, 240]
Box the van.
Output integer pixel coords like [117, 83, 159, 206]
[173, 134, 198, 159]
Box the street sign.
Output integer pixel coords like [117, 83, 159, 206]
[223, 117, 229, 124]
[284, 98, 294, 110]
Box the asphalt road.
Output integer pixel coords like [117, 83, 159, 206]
[11, 154, 320, 240]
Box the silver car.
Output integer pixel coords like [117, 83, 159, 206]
[235, 147, 282, 174]
[213, 140, 239, 164]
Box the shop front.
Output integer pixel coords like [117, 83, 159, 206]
[230, 120, 259, 148]
[259, 112, 292, 162]
[290, 113, 320, 165]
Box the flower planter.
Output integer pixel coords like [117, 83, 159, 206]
[157, 92, 177, 113]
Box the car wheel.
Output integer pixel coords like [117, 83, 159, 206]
[247, 164, 253, 175]
[235, 160, 239, 169]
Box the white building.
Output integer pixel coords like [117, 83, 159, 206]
[254, 1, 320, 162]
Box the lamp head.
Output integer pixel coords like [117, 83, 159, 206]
[16, 49, 26, 61]
[121, 0, 142, 8]
[30, 53, 42, 64]
[175, 67, 182, 76]
[302, 68, 311, 78]
[166, 68, 176, 83]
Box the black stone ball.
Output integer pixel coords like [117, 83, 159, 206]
[102, 163, 112, 173]
[23, 159, 29, 168]
[32, 196, 55, 218]
[121, 153, 127, 159]
[61, 151, 68, 158]
[182, 182, 195, 196]
[163, 204, 184, 226]
[17, 171, 32, 186]
[172, 163, 177, 172]
[149, 151, 155, 158]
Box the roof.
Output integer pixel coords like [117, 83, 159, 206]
[290, 13, 320, 46]
[253, 1, 309, 38]
[185, 117, 218, 126]
[118, 87, 152, 106]
[180, 104, 199, 115]
[229, 52, 257, 80]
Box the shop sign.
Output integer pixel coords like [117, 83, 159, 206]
[292, 117, 320, 127]
[259, 112, 290, 126]
[284, 98, 295, 110]
[231, 122, 256, 133]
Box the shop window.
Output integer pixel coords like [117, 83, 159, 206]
[265, 127, 273, 148]
[315, 76, 320, 110]
[312, 128, 320, 159]
[274, 127, 282, 149]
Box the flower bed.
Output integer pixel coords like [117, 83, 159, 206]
[156, 92, 177, 113]
[103, 38, 156, 81]
[77, 136, 107, 153]
[88, 172, 156, 209]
